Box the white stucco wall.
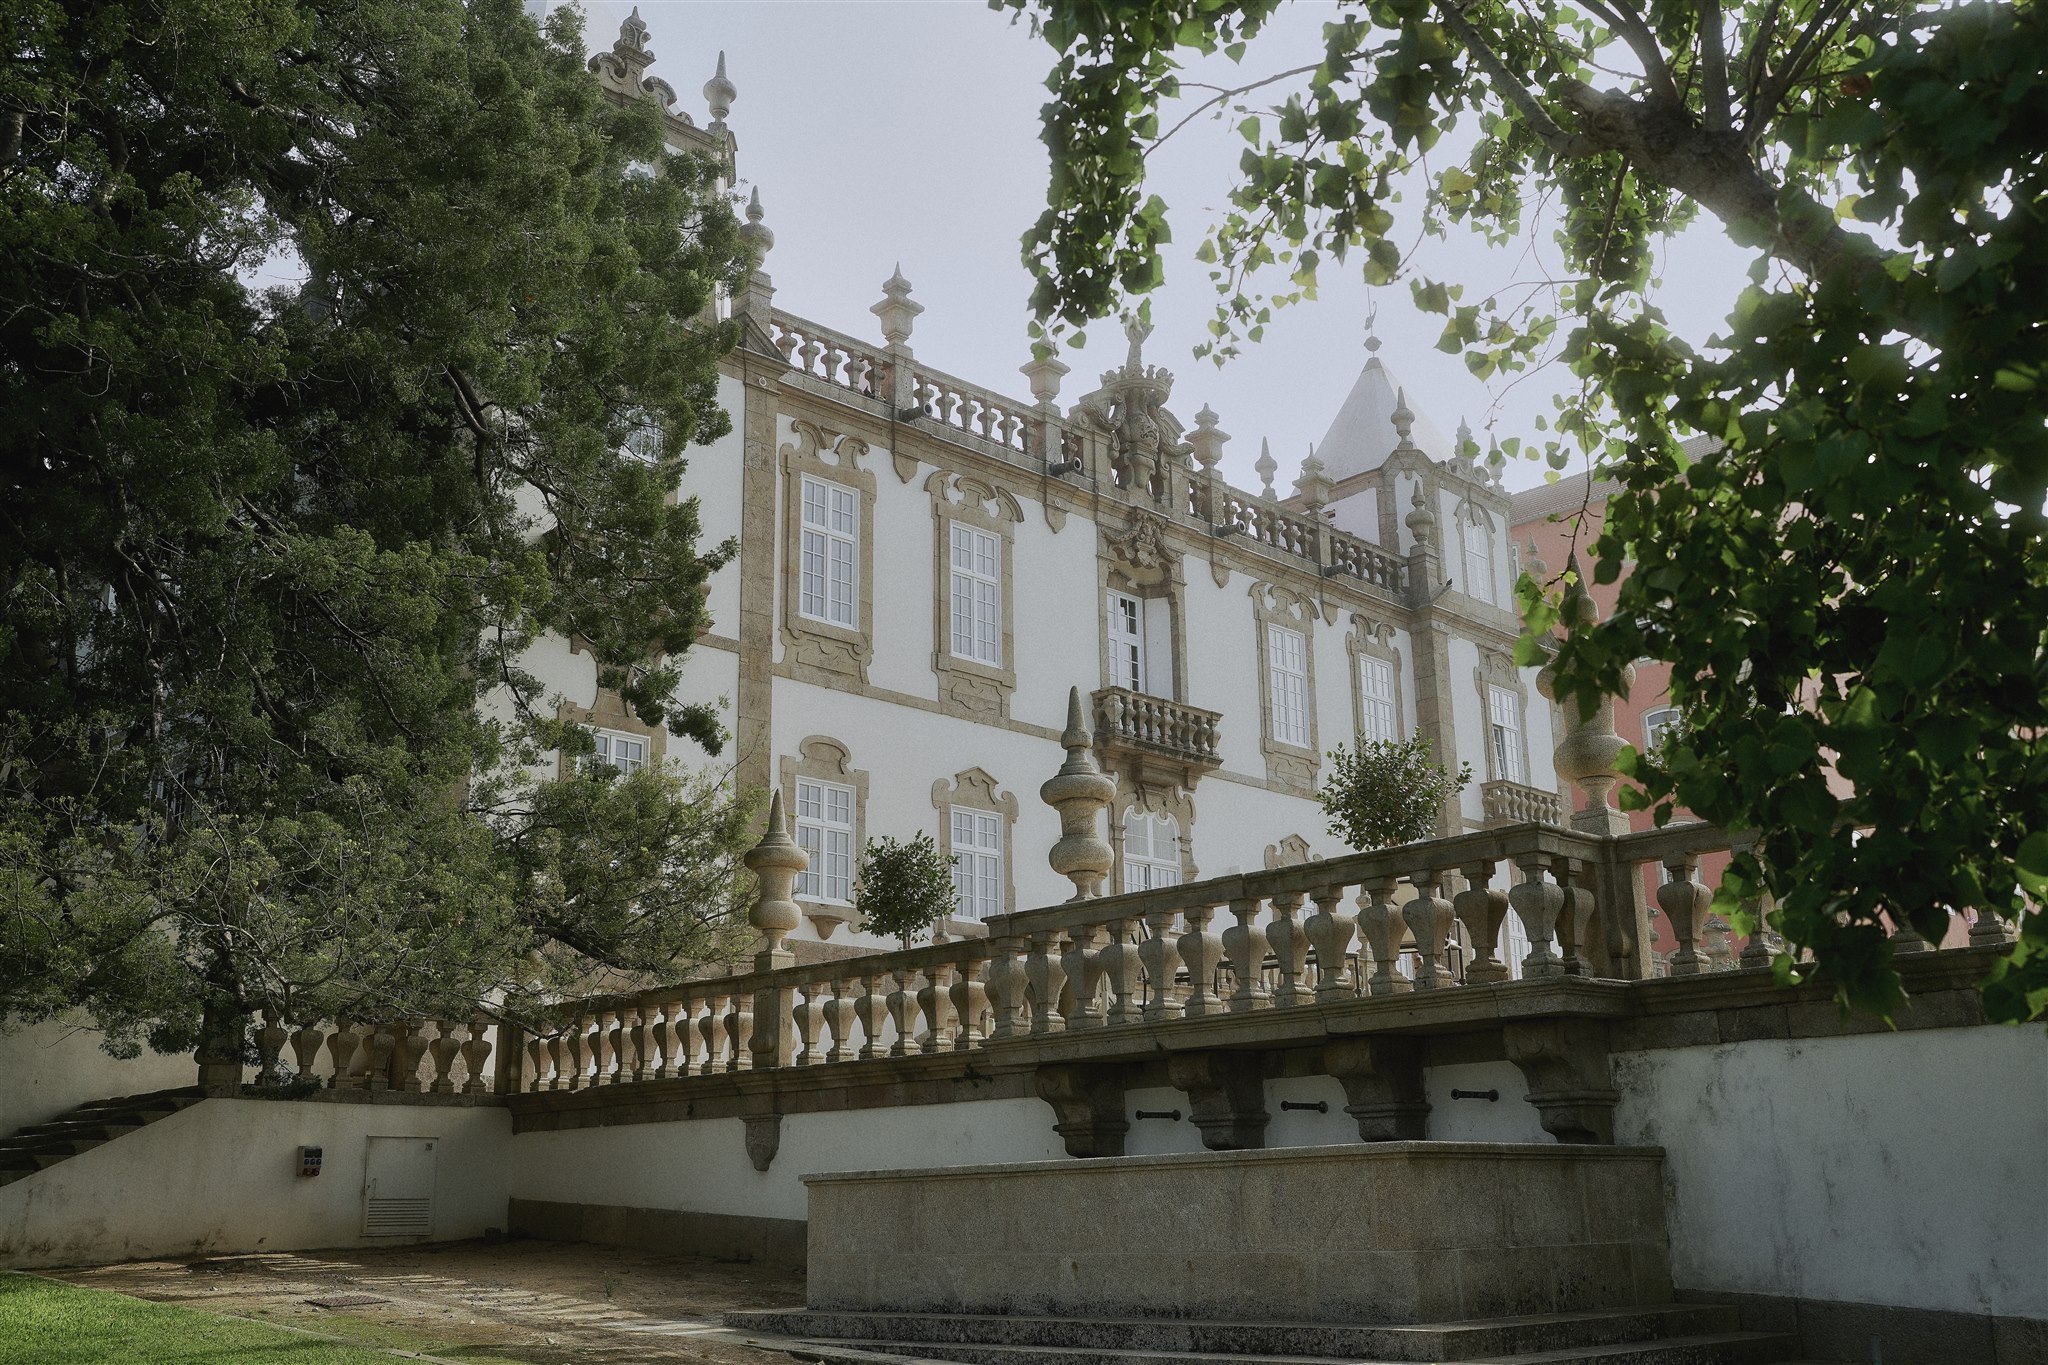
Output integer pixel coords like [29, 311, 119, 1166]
[679, 371, 749, 633]
[0, 1099, 512, 1269]
[0, 1019, 198, 1134]
[510, 1096, 1065, 1224]
[1614, 1027, 2048, 1319]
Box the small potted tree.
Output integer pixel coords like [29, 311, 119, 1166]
[1317, 734, 1472, 851]
[852, 833, 958, 946]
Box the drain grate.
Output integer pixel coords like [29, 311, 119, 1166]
[304, 1292, 391, 1309]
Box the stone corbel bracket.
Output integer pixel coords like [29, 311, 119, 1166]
[1503, 1016, 1620, 1144]
[1035, 1061, 1134, 1158]
[1165, 1051, 1269, 1152]
[1323, 1036, 1429, 1141]
[743, 1111, 783, 1172]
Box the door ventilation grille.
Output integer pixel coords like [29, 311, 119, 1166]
[364, 1197, 432, 1237]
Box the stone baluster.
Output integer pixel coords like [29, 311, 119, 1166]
[460, 1017, 494, 1095]
[798, 334, 823, 375]
[1455, 858, 1511, 985]
[1265, 892, 1311, 1006]
[525, 1034, 549, 1093]
[723, 993, 754, 1071]
[855, 970, 889, 1059]
[1043, 687, 1115, 900]
[917, 963, 956, 1055]
[587, 1009, 614, 1086]
[428, 1020, 461, 1093]
[326, 1018, 362, 1089]
[822, 975, 859, 1063]
[1060, 925, 1107, 1029]
[1305, 884, 1358, 1002]
[626, 1002, 651, 1080]
[1356, 875, 1406, 994]
[648, 999, 676, 1079]
[949, 948, 990, 1050]
[289, 1019, 326, 1084]
[1136, 907, 1182, 1022]
[1404, 869, 1456, 989]
[612, 1009, 633, 1083]
[791, 979, 825, 1065]
[885, 965, 916, 1057]
[1554, 857, 1596, 976]
[697, 993, 727, 1074]
[550, 1029, 574, 1090]
[1177, 902, 1227, 1016]
[1101, 918, 1137, 1025]
[1221, 896, 1270, 1012]
[389, 1023, 426, 1093]
[363, 1026, 397, 1092]
[1656, 853, 1711, 975]
[1506, 853, 1564, 977]
[674, 996, 702, 1077]
[984, 939, 1027, 1039]
[1739, 894, 1776, 968]
[253, 1008, 289, 1086]
[1025, 930, 1067, 1033]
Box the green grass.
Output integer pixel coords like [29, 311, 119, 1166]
[0, 1272, 470, 1364]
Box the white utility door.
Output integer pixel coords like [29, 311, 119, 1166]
[362, 1136, 437, 1237]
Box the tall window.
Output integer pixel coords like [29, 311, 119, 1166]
[1462, 514, 1495, 606]
[1267, 625, 1310, 747]
[799, 476, 858, 627]
[950, 807, 1003, 920]
[794, 779, 854, 903]
[1643, 707, 1680, 756]
[1359, 655, 1398, 745]
[583, 727, 648, 776]
[1107, 590, 1146, 691]
[1123, 813, 1182, 890]
[949, 524, 1002, 665]
[1488, 683, 1526, 784]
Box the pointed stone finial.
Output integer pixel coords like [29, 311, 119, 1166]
[1294, 443, 1332, 510]
[704, 50, 736, 127]
[1405, 483, 1437, 539]
[1455, 416, 1474, 459]
[1391, 387, 1415, 449]
[620, 6, 650, 52]
[1189, 404, 1229, 472]
[871, 263, 923, 348]
[738, 186, 773, 256]
[1523, 537, 1549, 582]
[1041, 687, 1114, 902]
[1255, 437, 1278, 499]
[743, 789, 807, 960]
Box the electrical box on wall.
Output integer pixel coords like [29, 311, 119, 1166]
[299, 1145, 323, 1177]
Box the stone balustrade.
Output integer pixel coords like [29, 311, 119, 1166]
[769, 314, 888, 399]
[908, 369, 1031, 454]
[250, 1015, 501, 1095]
[1481, 778, 1566, 828]
[1325, 530, 1408, 591]
[1090, 686, 1222, 785]
[1204, 486, 1320, 559]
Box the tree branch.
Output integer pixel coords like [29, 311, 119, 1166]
[1147, 63, 1327, 158]
[1698, 0, 1733, 132]
[1578, 0, 1681, 105]
[1430, 0, 1597, 157]
[1744, 0, 1855, 143]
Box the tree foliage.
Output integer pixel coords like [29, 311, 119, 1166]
[1001, 0, 2048, 1019]
[1320, 734, 1472, 851]
[1, 0, 758, 1058]
[852, 834, 959, 945]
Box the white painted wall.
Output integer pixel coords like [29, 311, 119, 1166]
[0, 1019, 197, 1134]
[0, 1099, 512, 1269]
[510, 1096, 1064, 1223]
[1614, 1027, 2048, 1319]
[680, 371, 749, 633]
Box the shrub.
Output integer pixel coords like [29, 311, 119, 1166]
[1318, 735, 1472, 851]
[852, 833, 957, 944]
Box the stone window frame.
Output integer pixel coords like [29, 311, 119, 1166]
[1474, 648, 1534, 788]
[1457, 499, 1497, 607]
[1347, 613, 1407, 746]
[1095, 511, 1187, 701]
[779, 419, 876, 684]
[1108, 780, 1199, 893]
[556, 689, 667, 781]
[1251, 581, 1322, 792]
[927, 472, 1022, 720]
[779, 735, 869, 940]
[930, 767, 1018, 928]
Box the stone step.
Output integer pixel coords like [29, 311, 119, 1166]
[777, 1333, 1805, 1365]
[729, 1306, 1740, 1362]
[0, 1086, 205, 1187]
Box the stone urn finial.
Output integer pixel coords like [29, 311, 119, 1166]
[1405, 483, 1437, 542]
[1189, 404, 1229, 473]
[744, 789, 808, 960]
[1294, 443, 1332, 510]
[739, 187, 773, 258]
[1539, 553, 1635, 835]
[1391, 387, 1416, 450]
[872, 263, 923, 349]
[1255, 438, 1278, 499]
[1021, 351, 1070, 409]
[1041, 687, 1114, 902]
[704, 50, 736, 128]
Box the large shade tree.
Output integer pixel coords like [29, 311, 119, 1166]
[1000, 0, 2047, 1019]
[0, 0, 760, 1072]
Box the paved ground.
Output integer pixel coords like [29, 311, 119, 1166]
[47, 1238, 813, 1364]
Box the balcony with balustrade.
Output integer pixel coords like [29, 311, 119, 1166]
[1481, 778, 1567, 828]
[1089, 686, 1222, 792]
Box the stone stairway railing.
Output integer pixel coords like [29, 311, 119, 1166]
[248, 1013, 503, 1095]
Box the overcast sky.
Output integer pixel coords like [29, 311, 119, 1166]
[574, 0, 1759, 496]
